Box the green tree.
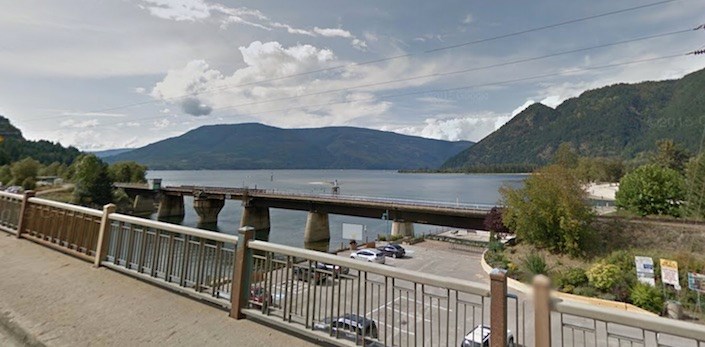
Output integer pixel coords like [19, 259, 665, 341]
[0, 165, 11, 186]
[686, 153, 705, 218]
[616, 164, 685, 217]
[10, 157, 40, 187]
[72, 154, 113, 207]
[651, 139, 689, 173]
[108, 161, 147, 183]
[501, 165, 594, 256]
[553, 142, 578, 169]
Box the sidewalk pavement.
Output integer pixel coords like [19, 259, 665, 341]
[0, 233, 315, 347]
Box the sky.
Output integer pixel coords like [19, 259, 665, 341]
[1, 0, 704, 150]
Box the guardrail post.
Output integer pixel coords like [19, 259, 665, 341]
[533, 275, 552, 347]
[490, 268, 507, 347]
[230, 226, 255, 319]
[16, 190, 35, 239]
[94, 204, 117, 268]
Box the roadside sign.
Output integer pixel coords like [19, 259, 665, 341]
[342, 223, 363, 241]
[688, 272, 705, 293]
[660, 259, 681, 290]
[635, 256, 655, 286]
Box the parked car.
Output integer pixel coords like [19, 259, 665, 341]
[376, 243, 405, 258]
[350, 248, 385, 264]
[313, 314, 379, 341]
[461, 325, 514, 347]
[249, 286, 273, 308]
[320, 263, 350, 278]
[293, 264, 326, 283]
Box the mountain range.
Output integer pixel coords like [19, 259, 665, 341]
[443, 67, 705, 169]
[0, 116, 79, 165]
[106, 123, 473, 170]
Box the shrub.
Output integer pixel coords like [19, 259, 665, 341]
[522, 253, 549, 276]
[586, 263, 622, 291]
[556, 267, 588, 292]
[630, 282, 664, 314]
[21, 177, 36, 190]
[378, 235, 387, 241]
[572, 286, 599, 298]
[616, 164, 685, 217]
[388, 234, 404, 242]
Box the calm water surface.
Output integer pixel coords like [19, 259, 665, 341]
[145, 170, 525, 250]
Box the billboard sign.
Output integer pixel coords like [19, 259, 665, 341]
[687, 272, 705, 293]
[660, 259, 680, 290]
[342, 223, 363, 241]
[635, 256, 655, 286]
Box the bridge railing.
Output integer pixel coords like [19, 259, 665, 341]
[242, 238, 502, 347]
[102, 213, 238, 309]
[23, 197, 104, 262]
[529, 276, 705, 347]
[0, 191, 22, 234]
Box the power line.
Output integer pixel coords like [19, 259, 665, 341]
[23, 0, 678, 121]
[192, 28, 694, 112]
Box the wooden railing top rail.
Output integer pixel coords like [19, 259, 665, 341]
[554, 298, 705, 341]
[27, 197, 103, 217]
[248, 239, 490, 297]
[108, 213, 239, 244]
[0, 191, 23, 200]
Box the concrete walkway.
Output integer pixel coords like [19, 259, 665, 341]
[0, 233, 315, 347]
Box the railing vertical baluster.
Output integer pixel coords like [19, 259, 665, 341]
[264, 251, 273, 315]
[114, 221, 125, 265]
[125, 224, 135, 269]
[230, 226, 254, 320]
[195, 238, 207, 291]
[138, 227, 149, 273]
[94, 204, 116, 267]
[150, 230, 162, 278]
[210, 241, 220, 296]
[180, 235, 190, 286]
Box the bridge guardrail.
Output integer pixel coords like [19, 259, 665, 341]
[102, 213, 239, 309]
[243, 239, 500, 347]
[0, 191, 22, 234]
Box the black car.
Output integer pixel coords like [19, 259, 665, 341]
[293, 264, 325, 283]
[313, 314, 379, 341]
[377, 244, 406, 258]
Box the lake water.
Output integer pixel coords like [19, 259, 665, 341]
[145, 170, 525, 250]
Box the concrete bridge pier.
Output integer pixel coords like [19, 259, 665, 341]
[157, 195, 185, 219]
[193, 198, 224, 225]
[240, 206, 270, 241]
[132, 195, 155, 214]
[304, 212, 330, 243]
[391, 221, 414, 238]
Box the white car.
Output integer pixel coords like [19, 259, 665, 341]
[350, 248, 385, 264]
[461, 325, 514, 347]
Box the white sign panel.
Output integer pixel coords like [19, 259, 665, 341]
[635, 256, 655, 286]
[342, 223, 363, 241]
[660, 259, 681, 290]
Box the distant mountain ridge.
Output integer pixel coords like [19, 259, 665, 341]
[443, 67, 705, 169]
[91, 148, 133, 158]
[107, 123, 473, 170]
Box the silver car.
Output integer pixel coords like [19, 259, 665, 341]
[461, 325, 514, 347]
[350, 248, 385, 264]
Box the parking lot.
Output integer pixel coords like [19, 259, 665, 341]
[247, 240, 529, 346]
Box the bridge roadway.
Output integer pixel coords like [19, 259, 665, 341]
[162, 185, 494, 230]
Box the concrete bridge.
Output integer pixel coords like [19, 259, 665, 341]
[115, 182, 496, 244]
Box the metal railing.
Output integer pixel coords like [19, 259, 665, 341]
[102, 213, 238, 308]
[552, 297, 705, 347]
[22, 197, 103, 261]
[243, 240, 500, 347]
[0, 191, 22, 234]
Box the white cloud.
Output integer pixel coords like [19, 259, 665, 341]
[314, 27, 352, 38]
[392, 113, 512, 142]
[60, 119, 99, 128]
[462, 14, 474, 24]
[511, 100, 536, 117]
[153, 118, 171, 129]
[138, 0, 210, 22]
[134, 87, 146, 94]
[59, 111, 125, 117]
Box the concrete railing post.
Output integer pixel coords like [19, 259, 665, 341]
[534, 275, 552, 347]
[94, 204, 117, 268]
[230, 226, 255, 319]
[16, 190, 35, 239]
[490, 268, 508, 347]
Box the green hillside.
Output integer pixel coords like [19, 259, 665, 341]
[107, 123, 473, 170]
[0, 116, 80, 165]
[443, 67, 705, 169]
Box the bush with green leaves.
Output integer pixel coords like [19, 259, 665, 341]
[586, 263, 622, 291]
[630, 282, 664, 314]
[556, 267, 588, 293]
[501, 165, 594, 256]
[522, 253, 549, 277]
[615, 164, 685, 217]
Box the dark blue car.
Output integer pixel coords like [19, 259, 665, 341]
[377, 244, 405, 258]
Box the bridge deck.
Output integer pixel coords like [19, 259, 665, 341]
[0, 235, 314, 347]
